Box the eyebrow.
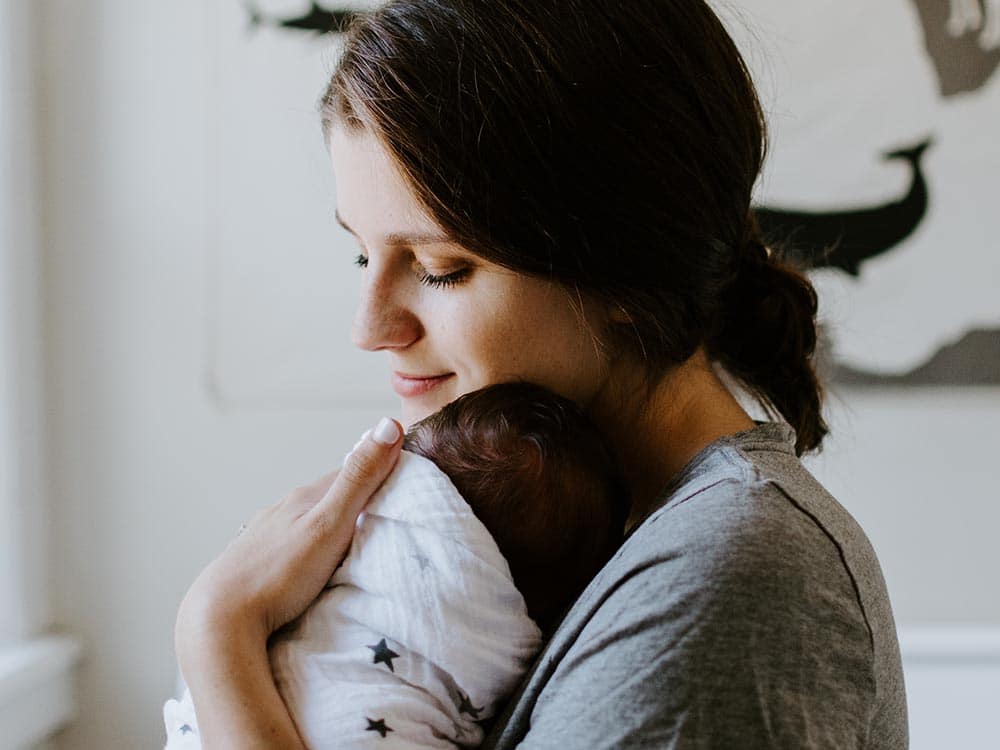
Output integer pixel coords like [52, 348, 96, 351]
[335, 210, 453, 247]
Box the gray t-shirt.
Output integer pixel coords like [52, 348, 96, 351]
[482, 422, 908, 749]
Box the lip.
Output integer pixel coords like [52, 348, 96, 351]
[391, 371, 455, 398]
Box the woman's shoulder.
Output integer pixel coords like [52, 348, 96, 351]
[617, 420, 893, 642]
[482, 422, 908, 750]
[625, 422, 867, 564]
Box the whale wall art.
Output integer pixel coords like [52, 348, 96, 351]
[209, 1, 999, 408]
[731, 0, 1000, 386]
[244, 1, 358, 34]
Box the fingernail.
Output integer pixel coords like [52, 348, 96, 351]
[372, 417, 400, 445]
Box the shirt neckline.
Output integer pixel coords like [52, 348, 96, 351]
[623, 421, 796, 540]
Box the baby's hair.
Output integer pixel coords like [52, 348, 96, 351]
[402, 382, 629, 635]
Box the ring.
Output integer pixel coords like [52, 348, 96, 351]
[236, 521, 248, 537]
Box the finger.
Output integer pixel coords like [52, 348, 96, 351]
[294, 468, 339, 505]
[309, 417, 402, 530]
[281, 469, 340, 517]
[308, 468, 340, 493]
[243, 506, 271, 530]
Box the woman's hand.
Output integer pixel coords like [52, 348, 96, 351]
[177, 417, 403, 644]
[173, 417, 403, 749]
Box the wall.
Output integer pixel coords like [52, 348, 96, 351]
[0, 0, 49, 645]
[38, 2, 391, 746]
[804, 387, 1000, 623]
[31, 1, 999, 747]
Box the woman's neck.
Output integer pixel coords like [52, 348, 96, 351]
[590, 348, 756, 531]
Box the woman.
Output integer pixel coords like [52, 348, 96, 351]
[175, 1, 908, 747]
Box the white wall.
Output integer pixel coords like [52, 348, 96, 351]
[37, 2, 391, 746]
[805, 387, 1000, 624]
[30, 1, 1000, 748]
[0, 0, 49, 645]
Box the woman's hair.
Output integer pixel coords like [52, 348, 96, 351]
[321, 0, 828, 454]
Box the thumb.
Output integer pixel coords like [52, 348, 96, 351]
[312, 417, 403, 528]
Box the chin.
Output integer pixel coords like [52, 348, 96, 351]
[400, 401, 438, 429]
[400, 389, 459, 428]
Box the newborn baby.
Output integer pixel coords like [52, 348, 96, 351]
[164, 382, 627, 748]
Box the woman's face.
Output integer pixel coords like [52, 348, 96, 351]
[329, 125, 615, 427]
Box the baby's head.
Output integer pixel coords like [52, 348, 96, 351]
[402, 382, 629, 635]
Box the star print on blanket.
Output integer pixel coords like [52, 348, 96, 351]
[368, 638, 401, 672]
[457, 689, 485, 719]
[366, 717, 394, 738]
[266, 448, 542, 748]
[163, 448, 542, 749]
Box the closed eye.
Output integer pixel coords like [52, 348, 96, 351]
[352, 253, 471, 288]
[418, 268, 471, 288]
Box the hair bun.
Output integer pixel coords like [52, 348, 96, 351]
[741, 236, 771, 267]
[711, 232, 828, 455]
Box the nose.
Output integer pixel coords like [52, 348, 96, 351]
[350, 267, 422, 352]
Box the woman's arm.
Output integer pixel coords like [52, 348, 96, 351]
[174, 418, 403, 749]
[176, 615, 304, 749]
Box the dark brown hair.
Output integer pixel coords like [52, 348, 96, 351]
[322, 0, 828, 454]
[403, 382, 628, 634]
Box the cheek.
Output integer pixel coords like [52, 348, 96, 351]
[450, 309, 519, 379]
[426, 294, 521, 390]
[508, 300, 610, 399]
[463, 294, 595, 386]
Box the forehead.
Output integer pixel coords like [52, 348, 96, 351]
[328, 125, 441, 240]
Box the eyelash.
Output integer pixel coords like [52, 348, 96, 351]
[353, 253, 470, 288]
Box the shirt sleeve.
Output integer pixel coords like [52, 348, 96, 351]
[515, 482, 878, 749]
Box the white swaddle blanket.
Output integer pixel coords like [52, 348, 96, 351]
[164, 445, 543, 749]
